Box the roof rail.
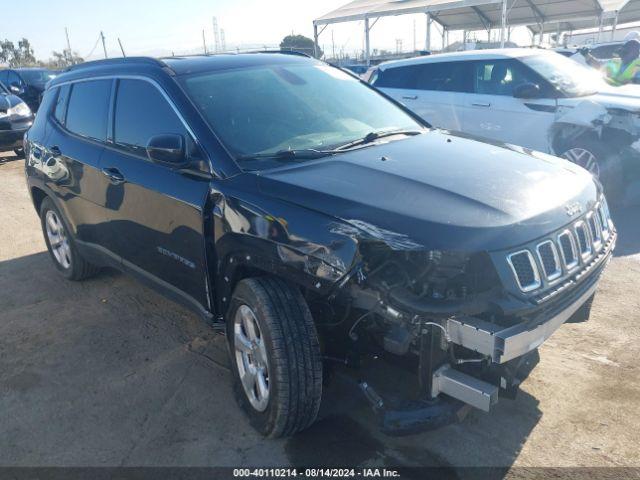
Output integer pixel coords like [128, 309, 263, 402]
[254, 49, 312, 58]
[65, 56, 166, 72]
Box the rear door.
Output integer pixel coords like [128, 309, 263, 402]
[462, 59, 558, 152]
[43, 79, 115, 255]
[100, 78, 212, 313]
[375, 61, 472, 132]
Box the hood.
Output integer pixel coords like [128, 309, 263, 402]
[0, 93, 25, 112]
[256, 131, 599, 252]
[573, 84, 640, 112]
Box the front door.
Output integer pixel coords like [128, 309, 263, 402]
[463, 59, 558, 152]
[100, 78, 212, 313]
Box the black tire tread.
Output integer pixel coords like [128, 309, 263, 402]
[231, 277, 322, 437]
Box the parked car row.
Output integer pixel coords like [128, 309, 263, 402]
[24, 53, 615, 437]
[0, 81, 34, 156]
[369, 48, 640, 201]
[0, 68, 56, 156]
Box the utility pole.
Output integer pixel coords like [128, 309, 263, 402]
[202, 29, 208, 54]
[65, 27, 74, 65]
[220, 29, 226, 52]
[100, 31, 108, 58]
[118, 38, 126, 57]
[212, 17, 220, 53]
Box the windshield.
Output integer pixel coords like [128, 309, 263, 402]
[521, 54, 606, 97]
[19, 69, 56, 84]
[180, 62, 423, 169]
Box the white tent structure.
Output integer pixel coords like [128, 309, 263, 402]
[313, 0, 640, 64]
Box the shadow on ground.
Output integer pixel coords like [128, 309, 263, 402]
[611, 205, 640, 258]
[0, 251, 544, 472]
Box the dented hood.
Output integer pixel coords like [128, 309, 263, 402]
[257, 131, 599, 252]
[568, 84, 640, 112]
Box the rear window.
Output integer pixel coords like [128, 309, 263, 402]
[65, 80, 112, 141]
[374, 62, 472, 93]
[53, 84, 70, 124]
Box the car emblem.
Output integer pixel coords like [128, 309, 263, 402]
[565, 202, 583, 217]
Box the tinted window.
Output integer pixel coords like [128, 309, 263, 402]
[413, 62, 472, 92]
[8, 71, 22, 85]
[54, 84, 70, 124]
[374, 65, 420, 89]
[473, 60, 541, 96]
[0, 71, 8, 86]
[114, 79, 186, 149]
[65, 80, 112, 141]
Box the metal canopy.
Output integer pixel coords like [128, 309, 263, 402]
[314, 0, 635, 64]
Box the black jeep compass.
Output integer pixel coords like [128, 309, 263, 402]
[24, 53, 616, 438]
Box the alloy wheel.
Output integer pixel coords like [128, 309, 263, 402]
[233, 304, 270, 412]
[563, 148, 600, 177]
[45, 210, 72, 269]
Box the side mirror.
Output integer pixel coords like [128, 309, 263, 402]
[513, 83, 541, 99]
[146, 134, 187, 166]
[9, 82, 24, 95]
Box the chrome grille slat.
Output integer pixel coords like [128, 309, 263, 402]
[507, 250, 541, 292]
[558, 230, 579, 270]
[536, 240, 562, 281]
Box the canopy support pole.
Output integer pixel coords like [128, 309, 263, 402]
[426, 13, 432, 51]
[597, 15, 604, 42]
[500, 0, 508, 48]
[443, 27, 447, 51]
[365, 17, 371, 66]
[611, 11, 619, 40]
[314, 24, 319, 58]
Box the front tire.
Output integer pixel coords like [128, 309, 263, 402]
[227, 277, 322, 437]
[560, 137, 623, 200]
[40, 197, 100, 281]
[13, 148, 25, 158]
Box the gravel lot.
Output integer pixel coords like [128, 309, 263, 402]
[1, 150, 639, 470]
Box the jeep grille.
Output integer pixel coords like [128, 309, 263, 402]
[506, 199, 613, 293]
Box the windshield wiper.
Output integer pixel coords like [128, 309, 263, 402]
[237, 148, 335, 162]
[333, 129, 424, 152]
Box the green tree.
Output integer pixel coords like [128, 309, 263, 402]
[48, 49, 84, 68]
[280, 34, 322, 58]
[0, 38, 37, 67]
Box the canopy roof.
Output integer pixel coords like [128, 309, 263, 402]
[314, 0, 636, 31]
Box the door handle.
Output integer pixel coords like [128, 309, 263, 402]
[101, 167, 126, 185]
[49, 145, 62, 157]
[402, 95, 418, 100]
[471, 102, 491, 108]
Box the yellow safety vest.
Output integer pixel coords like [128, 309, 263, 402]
[604, 58, 640, 86]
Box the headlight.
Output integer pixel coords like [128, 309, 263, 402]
[8, 102, 32, 117]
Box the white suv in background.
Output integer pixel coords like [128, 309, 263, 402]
[371, 49, 640, 200]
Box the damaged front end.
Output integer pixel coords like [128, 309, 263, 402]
[316, 202, 616, 435]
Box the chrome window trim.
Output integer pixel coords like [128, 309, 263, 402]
[507, 249, 541, 293]
[557, 230, 579, 270]
[48, 75, 213, 174]
[536, 240, 562, 281]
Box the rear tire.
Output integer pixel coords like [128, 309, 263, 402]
[40, 197, 100, 281]
[227, 277, 322, 438]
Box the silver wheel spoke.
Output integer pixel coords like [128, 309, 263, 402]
[45, 211, 71, 270]
[256, 369, 269, 400]
[234, 328, 253, 354]
[240, 368, 257, 392]
[233, 304, 270, 412]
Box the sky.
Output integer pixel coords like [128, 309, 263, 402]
[6, 0, 537, 62]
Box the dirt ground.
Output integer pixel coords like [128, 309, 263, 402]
[1, 150, 639, 470]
